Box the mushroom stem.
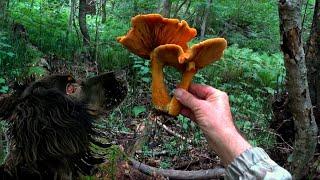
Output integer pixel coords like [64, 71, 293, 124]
[151, 55, 171, 111]
[168, 67, 197, 116]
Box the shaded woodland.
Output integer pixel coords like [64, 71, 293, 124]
[0, 0, 319, 179]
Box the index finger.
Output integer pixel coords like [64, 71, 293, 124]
[188, 84, 222, 100]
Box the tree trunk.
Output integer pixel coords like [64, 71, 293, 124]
[0, 0, 9, 20]
[68, 0, 76, 34]
[306, 0, 320, 107]
[0, 127, 3, 163]
[101, 0, 107, 23]
[200, 0, 212, 39]
[173, 0, 188, 18]
[278, 0, 318, 179]
[158, 0, 172, 17]
[133, 0, 138, 14]
[110, 0, 115, 11]
[79, 0, 90, 47]
[183, 0, 192, 17]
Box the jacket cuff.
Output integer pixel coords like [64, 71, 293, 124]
[225, 147, 291, 179]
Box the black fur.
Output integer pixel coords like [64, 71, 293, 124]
[0, 73, 127, 179]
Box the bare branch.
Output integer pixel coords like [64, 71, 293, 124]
[129, 158, 226, 179]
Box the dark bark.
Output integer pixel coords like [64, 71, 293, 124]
[79, 0, 91, 47]
[67, 0, 76, 35]
[158, 0, 172, 17]
[306, 0, 320, 107]
[133, 0, 138, 14]
[278, 0, 318, 179]
[0, 0, 9, 20]
[101, 0, 107, 23]
[200, 0, 212, 39]
[173, 0, 188, 18]
[110, 0, 115, 11]
[183, 0, 191, 17]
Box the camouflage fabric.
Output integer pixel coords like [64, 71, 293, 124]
[226, 147, 292, 180]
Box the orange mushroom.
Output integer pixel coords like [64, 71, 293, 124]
[117, 14, 196, 111]
[118, 14, 227, 116]
[152, 38, 227, 116]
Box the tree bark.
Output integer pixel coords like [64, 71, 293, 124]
[158, 0, 172, 17]
[101, 0, 107, 23]
[305, 0, 320, 107]
[278, 0, 318, 179]
[0, 0, 9, 20]
[183, 0, 192, 17]
[200, 0, 212, 39]
[79, 0, 90, 47]
[173, 0, 188, 18]
[67, 0, 76, 34]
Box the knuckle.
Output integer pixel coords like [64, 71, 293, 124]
[220, 91, 228, 98]
[185, 94, 194, 102]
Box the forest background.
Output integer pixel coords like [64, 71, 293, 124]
[0, 0, 319, 179]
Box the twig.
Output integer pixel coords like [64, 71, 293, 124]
[135, 150, 168, 156]
[129, 158, 225, 179]
[128, 113, 153, 156]
[253, 127, 293, 150]
[174, 159, 199, 170]
[153, 116, 192, 143]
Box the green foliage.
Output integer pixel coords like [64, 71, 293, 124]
[132, 105, 146, 117]
[104, 145, 126, 179]
[9, 1, 80, 59]
[211, 0, 280, 53]
[106, 111, 130, 132]
[0, 77, 9, 93]
[201, 45, 284, 147]
[0, 32, 15, 59]
[132, 55, 151, 83]
[159, 159, 172, 169]
[0, 121, 8, 164]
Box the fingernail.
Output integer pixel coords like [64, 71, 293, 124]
[174, 89, 183, 98]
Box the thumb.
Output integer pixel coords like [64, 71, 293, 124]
[174, 88, 202, 110]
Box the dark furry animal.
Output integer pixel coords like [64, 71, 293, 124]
[0, 72, 127, 179]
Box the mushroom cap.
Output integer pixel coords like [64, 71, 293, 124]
[117, 14, 197, 59]
[151, 44, 188, 71]
[187, 38, 227, 68]
[151, 38, 227, 69]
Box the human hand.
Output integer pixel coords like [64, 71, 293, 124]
[174, 84, 251, 165]
[174, 84, 236, 135]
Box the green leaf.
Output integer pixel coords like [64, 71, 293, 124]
[0, 42, 11, 48]
[264, 87, 275, 94]
[141, 77, 150, 83]
[0, 86, 9, 93]
[0, 78, 5, 84]
[132, 106, 146, 117]
[6, 52, 15, 57]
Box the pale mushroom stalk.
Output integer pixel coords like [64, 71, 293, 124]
[151, 55, 171, 111]
[168, 62, 196, 116]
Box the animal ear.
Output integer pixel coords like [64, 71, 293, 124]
[72, 71, 128, 114]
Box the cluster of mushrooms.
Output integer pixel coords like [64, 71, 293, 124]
[118, 14, 227, 116]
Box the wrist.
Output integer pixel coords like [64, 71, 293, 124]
[205, 127, 252, 165]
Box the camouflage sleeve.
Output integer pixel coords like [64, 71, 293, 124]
[225, 147, 292, 180]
